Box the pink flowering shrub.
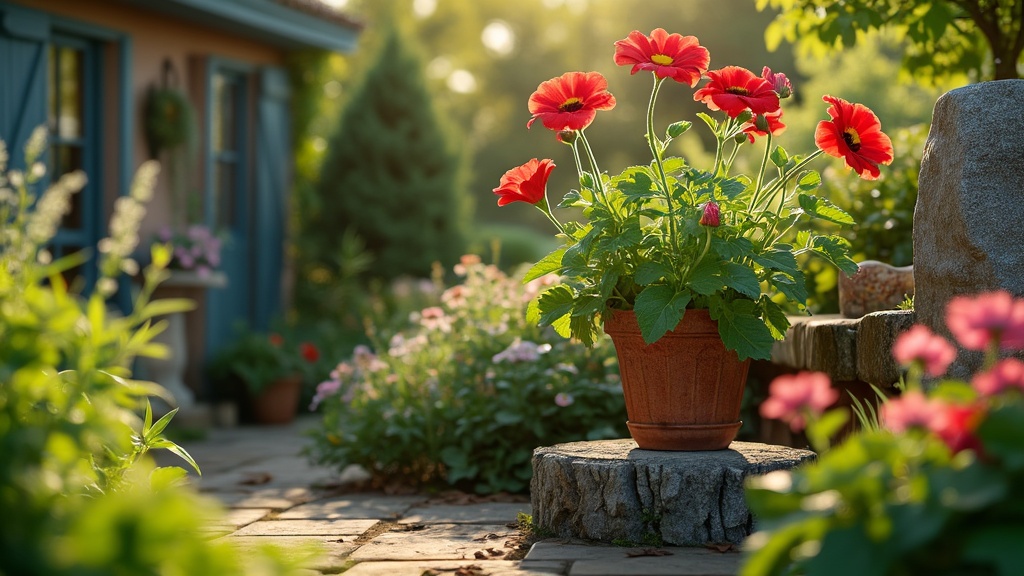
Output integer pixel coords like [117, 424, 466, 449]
[744, 290, 1024, 575]
[306, 257, 626, 493]
[154, 224, 223, 277]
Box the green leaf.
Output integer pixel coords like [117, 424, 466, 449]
[770, 145, 789, 168]
[595, 219, 643, 255]
[536, 285, 575, 328]
[616, 170, 659, 202]
[977, 404, 1024, 471]
[798, 193, 854, 225]
[634, 261, 672, 286]
[796, 170, 822, 192]
[165, 444, 201, 476]
[811, 235, 858, 275]
[722, 262, 761, 299]
[718, 176, 748, 200]
[522, 247, 566, 283]
[963, 526, 1024, 576]
[760, 298, 791, 340]
[770, 271, 808, 305]
[558, 189, 588, 208]
[666, 121, 691, 139]
[687, 257, 725, 296]
[711, 236, 754, 260]
[713, 299, 775, 361]
[634, 285, 691, 344]
[139, 298, 197, 321]
[149, 466, 189, 491]
[145, 406, 178, 442]
[696, 112, 718, 132]
[752, 246, 799, 275]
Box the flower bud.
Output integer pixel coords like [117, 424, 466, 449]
[754, 113, 771, 133]
[762, 66, 793, 99]
[667, 121, 691, 138]
[699, 201, 720, 227]
[557, 130, 578, 144]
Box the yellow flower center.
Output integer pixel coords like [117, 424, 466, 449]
[726, 86, 750, 96]
[650, 54, 674, 66]
[559, 97, 584, 113]
[843, 128, 862, 152]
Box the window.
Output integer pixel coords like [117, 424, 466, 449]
[210, 69, 246, 232]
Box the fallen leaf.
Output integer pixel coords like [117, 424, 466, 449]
[472, 532, 501, 542]
[473, 551, 487, 560]
[486, 547, 504, 557]
[705, 542, 735, 553]
[238, 472, 272, 486]
[626, 548, 674, 557]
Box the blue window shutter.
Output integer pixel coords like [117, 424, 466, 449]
[0, 7, 50, 165]
[252, 66, 291, 330]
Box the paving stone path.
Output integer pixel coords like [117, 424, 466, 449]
[160, 415, 743, 575]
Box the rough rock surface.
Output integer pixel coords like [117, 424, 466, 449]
[855, 310, 917, 386]
[530, 439, 815, 546]
[914, 80, 1024, 377]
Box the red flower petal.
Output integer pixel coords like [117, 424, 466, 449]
[815, 95, 893, 180]
[693, 66, 780, 118]
[613, 28, 710, 86]
[493, 158, 556, 206]
[527, 71, 616, 132]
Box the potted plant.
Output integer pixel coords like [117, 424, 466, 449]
[494, 28, 893, 450]
[207, 331, 320, 425]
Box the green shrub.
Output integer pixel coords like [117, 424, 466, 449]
[306, 256, 627, 494]
[803, 125, 924, 312]
[468, 223, 560, 272]
[0, 129, 311, 575]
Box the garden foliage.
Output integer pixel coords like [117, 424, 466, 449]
[744, 291, 1024, 575]
[306, 257, 627, 494]
[306, 26, 470, 282]
[0, 130, 310, 575]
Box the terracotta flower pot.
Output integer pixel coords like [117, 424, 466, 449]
[603, 309, 751, 451]
[250, 375, 302, 425]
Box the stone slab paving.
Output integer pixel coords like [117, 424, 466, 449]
[164, 415, 746, 575]
[524, 542, 742, 576]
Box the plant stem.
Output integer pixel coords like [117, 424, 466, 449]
[644, 76, 679, 268]
[750, 133, 773, 212]
[577, 131, 614, 219]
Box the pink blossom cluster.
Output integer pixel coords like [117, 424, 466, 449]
[157, 224, 222, 277]
[761, 290, 1024, 455]
[309, 346, 387, 410]
[492, 338, 552, 363]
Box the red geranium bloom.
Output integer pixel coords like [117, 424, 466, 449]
[693, 66, 780, 118]
[493, 158, 556, 206]
[527, 71, 616, 132]
[930, 402, 985, 454]
[741, 110, 786, 143]
[613, 28, 710, 86]
[946, 290, 1024, 351]
[814, 95, 893, 180]
[269, 333, 284, 347]
[300, 342, 320, 363]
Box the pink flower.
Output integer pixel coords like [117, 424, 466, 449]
[699, 201, 720, 227]
[761, 66, 792, 99]
[972, 358, 1024, 396]
[418, 306, 451, 332]
[946, 290, 1024, 351]
[554, 392, 574, 407]
[892, 325, 957, 377]
[880, 390, 937, 432]
[759, 371, 837, 431]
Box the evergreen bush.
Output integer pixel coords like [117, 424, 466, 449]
[306, 26, 470, 282]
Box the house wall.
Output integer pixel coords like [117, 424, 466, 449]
[10, 0, 285, 240]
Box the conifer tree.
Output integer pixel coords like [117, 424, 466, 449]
[308, 26, 470, 282]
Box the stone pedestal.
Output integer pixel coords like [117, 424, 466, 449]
[531, 439, 814, 546]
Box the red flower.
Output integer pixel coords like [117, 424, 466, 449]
[741, 110, 786, 143]
[699, 201, 720, 227]
[759, 371, 837, 431]
[946, 290, 1024, 351]
[493, 158, 556, 207]
[892, 325, 957, 377]
[613, 29, 710, 86]
[930, 402, 985, 454]
[527, 71, 616, 132]
[269, 333, 284, 347]
[814, 95, 893, 180]
[300, 342, 320, 363]
[973, 358, 1024, 396]
[693, 66, 780, 118]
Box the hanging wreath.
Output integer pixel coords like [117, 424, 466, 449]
[143, 59, 195, 159]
